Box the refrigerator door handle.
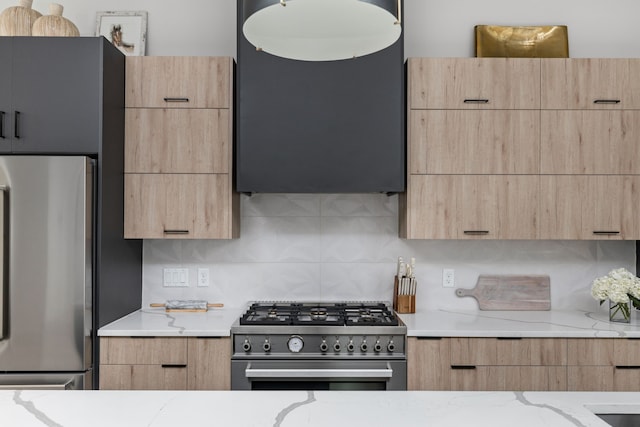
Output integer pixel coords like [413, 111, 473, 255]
[0, 185, 7, 341]
[0, 111, 5, 139]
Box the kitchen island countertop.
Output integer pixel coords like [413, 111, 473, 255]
[2, 389, 638, 426]
[399, 308, 640, 338]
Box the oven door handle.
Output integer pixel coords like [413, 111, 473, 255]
[245, 363, 393, 379]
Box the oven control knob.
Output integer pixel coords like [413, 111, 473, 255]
[242, 339, 251, 352]
[387, 341, 395, 353]
[263, 339, 271, 352]
[347, 340, 355, 352]
[374, 340, 382, 353]
[360, 340, 368, 352]
[319, 340, 329, 352]
[333, 341, 341, 352]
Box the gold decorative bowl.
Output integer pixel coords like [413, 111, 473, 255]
[475, 25, 569, 58]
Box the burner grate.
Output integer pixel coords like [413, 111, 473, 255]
[239, 302, 399, 326]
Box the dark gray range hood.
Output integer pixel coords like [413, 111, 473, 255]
[236, 0, 405, 193]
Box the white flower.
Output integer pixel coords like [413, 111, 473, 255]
[591, 268, 639, 303]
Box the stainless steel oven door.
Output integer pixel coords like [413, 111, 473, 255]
[232, 359, 406, 391]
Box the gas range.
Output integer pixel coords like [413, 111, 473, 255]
[231, 302, 407, 390]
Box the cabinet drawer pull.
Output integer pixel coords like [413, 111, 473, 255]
[0, 111, 4, 139]
[463, 99, 489, 104]
[451, 365, 476, 370]
[593, 99, 621, 104]
[14, 111, 20, 139]
[163, 97, 190, 103]
[615, 366, 640, 370]
[164, 229, 190, 235]
[463, 230, 490, 235]
[593, 231, 620, 235]
[161, 364, 187, 369]
[496, 337, 522, 340]
[416, 337, 443, 341]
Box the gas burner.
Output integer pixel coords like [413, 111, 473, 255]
[309, 307, 327, 317]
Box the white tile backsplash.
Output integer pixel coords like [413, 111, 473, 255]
[142, 194, 636, 310]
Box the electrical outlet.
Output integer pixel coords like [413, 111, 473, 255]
[197, 268, 210, 287]
[163, 268, 189, 287]
[443, 269, 455, 288]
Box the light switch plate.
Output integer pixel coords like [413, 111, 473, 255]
[163, 268, 189, 287]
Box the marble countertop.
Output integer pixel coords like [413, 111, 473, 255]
[400, 308, 640, 338]
[97, 307, 245, 337]
[98, 307, 640, 338]
[2, 390, 638, 426]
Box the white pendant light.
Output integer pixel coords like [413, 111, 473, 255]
[242, 0, 402, 61]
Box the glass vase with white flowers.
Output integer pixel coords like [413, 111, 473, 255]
[591, 268, 640, 323]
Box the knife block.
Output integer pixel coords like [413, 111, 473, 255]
[393, 275, 416, 314]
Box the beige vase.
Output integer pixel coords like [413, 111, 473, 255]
[0, 0, 42, 36]
[32, 3, 79, 37]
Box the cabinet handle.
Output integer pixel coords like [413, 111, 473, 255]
[161, 364, 187, 369]
[463, 230, 490, 235]
[463, 99, 489, 104]
[593, 231, 620, 235]
[163, 229, 190, 235]
[163, 97, 190, 103]
[615, 366, 640, 370]
[593, 99, 621, 104]
[13, 111, 20, 139]
[416, 337, 443, 341]
[0, 111, 4, 139]
[496, 337, 522, 340]
[451, 365, 476, 370]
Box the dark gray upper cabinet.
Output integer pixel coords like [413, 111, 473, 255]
[0, 37, 109, 154]
[0, 40, 11, 151]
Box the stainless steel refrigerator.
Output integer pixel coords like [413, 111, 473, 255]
[0, 156, 93, 390]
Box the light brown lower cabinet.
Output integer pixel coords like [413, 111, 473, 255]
[408, 337, 640, 391]
[407, 338, 451, 390]
[100, 336, 230, 390]
[567, 338, 640, 391]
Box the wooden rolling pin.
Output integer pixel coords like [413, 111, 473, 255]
[150, 300, 224, 312]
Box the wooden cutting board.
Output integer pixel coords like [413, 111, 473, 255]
[455, 275, 551, 310]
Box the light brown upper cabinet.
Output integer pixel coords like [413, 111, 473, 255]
[408, 58, 540, 110]
[541, 111, 640, 175]
[125, 109, 230, 174]
[405, 175, 538, 240]
[125, 174, 232, 239]
[402, 57, 640, 240]
[541, 58, 640, 109]
[409, 110, 539, 174]
[539, 175, 640, 240]
[126, 56, 231, 109]
[124, 56, 239, 240]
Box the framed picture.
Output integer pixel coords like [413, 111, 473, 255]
[96, 11, 147, 56]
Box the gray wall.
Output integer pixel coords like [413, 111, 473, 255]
[3, 0, 636, 312]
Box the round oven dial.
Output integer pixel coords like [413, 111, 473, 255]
[287, 335, 304, 353]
